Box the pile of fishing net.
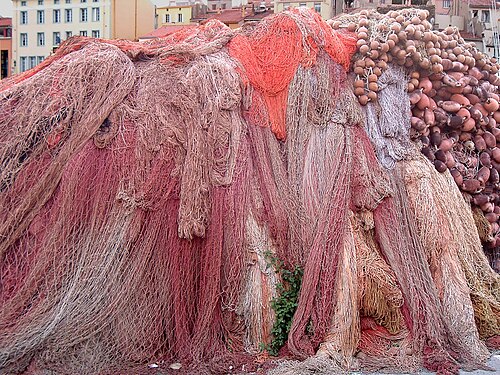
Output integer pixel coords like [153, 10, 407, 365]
[0, 7, 499, 375]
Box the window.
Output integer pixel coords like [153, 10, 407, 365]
[177, 13, 183, 23]
[314, 2, 321, 13]
[37, 10, 45, 24]
[221, 3, 226, 9]
[37, 56, 45, 64]
[54, 0, 60, 4]
[20, 11, 28, 24]
[21, 1, 27, 6]
[165, 14, 170, 23]
[65, 9, 72, 22]
[37, 32, 45, 46]
[93, 0, 99, 2]
[38, 0, 44, 5]
[443, 0, 451, 8]
[92, 7, 100, 22]
[66, 30, 72, 39]
[20, 33, 28, 47]
[92, 29, 99, 38]
[53, 9, 61, 23]
[66, 0, 71, 3]
[299, 2, 306, 6]
[53, 31, 61, 45]
[482, 10, 491, 23]
[211, 4, 216, 10]
[80, 8, 88, 22]
[80, 30, 87, 36]
[81, 0, 87, 2]
[20, 57, 27, 72]
[494, 31, 500, 41]
[29, 56, 37, 69]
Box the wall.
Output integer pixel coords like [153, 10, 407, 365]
[433, 0, 451, 15]
[432, 0, 468, 30]
[112, 0, 156, 40]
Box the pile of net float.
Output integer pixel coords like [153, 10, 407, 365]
[334, 8, 500, 263]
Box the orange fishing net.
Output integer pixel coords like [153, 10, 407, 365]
[229, 8, 356, 139]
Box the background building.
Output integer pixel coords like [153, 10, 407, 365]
[273, 0, 342, 19]
[155, 0, 203, 27]
[467, 0, 500, 57]
[11, 0, 155, 74]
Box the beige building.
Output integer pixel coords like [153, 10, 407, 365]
[112, 0, 156, 40]
[274, 0, 342, 19]
[156, 3, 198, 26]
[11, 0, 155, 74]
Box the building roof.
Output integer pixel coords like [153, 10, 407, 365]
[193, 8, 273, 25]
[468, 0, 500, 8]
[139, 24, 196, 39]
[194, 9, 248, 25]
[244, 9, 273, 21]
[150, 0, 202, 8]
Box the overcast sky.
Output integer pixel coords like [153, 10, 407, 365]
[0, 1, 13, 18]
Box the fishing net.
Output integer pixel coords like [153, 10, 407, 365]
[0, 7, 499, 375]
[365, 65, 498, 373]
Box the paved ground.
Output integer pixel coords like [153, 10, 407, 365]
[456, 354, 499, 375]
[410, 354, 500, 375]
[151, 353, 500, 374]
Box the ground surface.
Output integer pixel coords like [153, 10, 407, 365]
[143, 353, 500, 374]
[410, 353, 500, 375]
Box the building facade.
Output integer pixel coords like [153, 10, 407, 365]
[274, 0, 341, 19]
[0, 17, 12, 78]
[156, 3, 197, 26]
[431, 0, 468, 30]
[467, 0, 500, 58]
[11, 0, 155, 74]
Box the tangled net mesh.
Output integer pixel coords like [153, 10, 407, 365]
[0, 7, 499, 375]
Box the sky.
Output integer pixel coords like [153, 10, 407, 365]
[0, 1, 13, 18]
